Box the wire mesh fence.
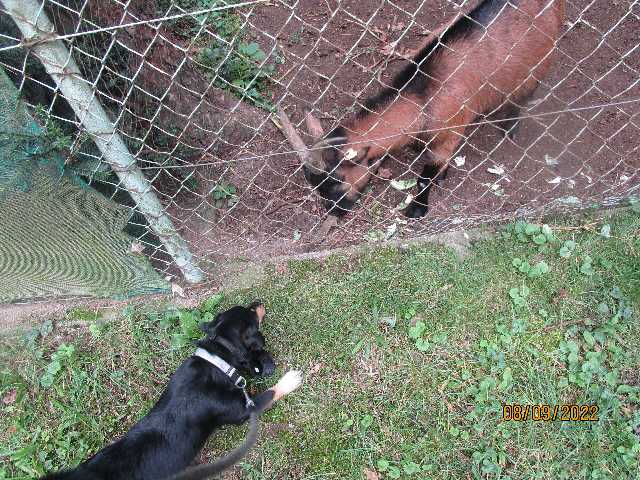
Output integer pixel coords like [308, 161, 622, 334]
[0, 0, 638, 288]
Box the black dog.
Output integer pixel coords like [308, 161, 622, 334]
[41, 302, 303, 480]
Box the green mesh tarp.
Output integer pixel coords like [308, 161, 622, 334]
[0, 68, 170, 303]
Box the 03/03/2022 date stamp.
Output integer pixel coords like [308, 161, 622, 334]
[503, 404, 599, 422]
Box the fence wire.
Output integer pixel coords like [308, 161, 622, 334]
[0, 0, 638, 285]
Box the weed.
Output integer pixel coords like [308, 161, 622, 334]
[158, 0, 281, 109]
[211, 181, 238, 208]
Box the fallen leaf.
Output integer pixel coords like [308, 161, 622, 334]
[3, 389, 17, 405]
[371, 26, 389, 42]
[390, 178, 417, 191]
[545, 154, 559, 166]
[171, 283, 186, 298]
[394, 193, 413, 211]
[487, 165, 505, 176]
[385, 223, 398, 240]
[380, 41, 420, 60]
[454, 155, 466, 167]
[308, 363, 323, 376]
[276, 263, 288, 274]
[364, 468, 380, 480]
[380, 42, 396, 57]
[380, 315, 397, 328]
[548, 176, 562, 184]
[378, 167, 393, 179]
[130, 242, 145, 254]
[551, 288, 569, 305]
[580, 172, 593, 184]
[344, 148, 358, 161]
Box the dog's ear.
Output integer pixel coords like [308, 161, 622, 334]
[199, 313, 223, 337]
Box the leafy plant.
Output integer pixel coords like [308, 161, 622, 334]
[32, 105, 75, 154]
[512, 258, 550, 278]
[376, 458, 426, 478]
[559, 239, 577, 258]
[40, 344, 76, 388]
[408, 319, 432, 352]
[211, 181, 238, 208]
[579, 255, 594, 276]
[512, 221, 556, 247]
[508, 284, 530, 307]
[154, 0, 279, 109]
[170, 294, 224, 347]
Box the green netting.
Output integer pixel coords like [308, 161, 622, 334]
[0, 68, 170, 303]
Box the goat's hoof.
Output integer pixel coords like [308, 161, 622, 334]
[404, 203, 428, 218]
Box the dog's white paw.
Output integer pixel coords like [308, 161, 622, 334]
[276, 369, 303, 395]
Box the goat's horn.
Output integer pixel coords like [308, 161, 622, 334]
[277, 107, 327, 173]
[304, 109, 325, 139]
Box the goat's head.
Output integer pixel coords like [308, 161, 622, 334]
[299, 112, 374, 216]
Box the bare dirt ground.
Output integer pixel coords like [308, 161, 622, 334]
[153, 0, 640, 276]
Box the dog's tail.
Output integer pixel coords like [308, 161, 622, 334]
[167, 411, 259, 480]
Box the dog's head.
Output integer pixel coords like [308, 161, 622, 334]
[198, 302, 276, 377]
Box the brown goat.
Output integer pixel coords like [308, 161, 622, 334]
[298, 0, 565, 217]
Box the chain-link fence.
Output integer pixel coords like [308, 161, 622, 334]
[0, 0, 638, 291]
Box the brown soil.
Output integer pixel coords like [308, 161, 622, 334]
[160, 0, 639, 277]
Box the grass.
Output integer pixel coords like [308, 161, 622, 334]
[1, 210, 639, 479]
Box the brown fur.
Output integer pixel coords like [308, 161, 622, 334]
[304, 0, 565, 215]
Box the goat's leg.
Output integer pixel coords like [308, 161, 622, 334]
[404, 130, 463, 219]
[404, 162, 449, 218]
[494, 102, 522, 139]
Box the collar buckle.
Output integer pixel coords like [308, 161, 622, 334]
[234, 375, 247, 389]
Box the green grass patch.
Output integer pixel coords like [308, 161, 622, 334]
[1, 211, 639, 479]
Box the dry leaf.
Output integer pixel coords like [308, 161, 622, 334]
[3, 389, 17, 405]
[171, 283, 186, 298]
[438, 380, 448, 393]
[551, 288, 569, 305]
[378, 167, 393, 179]
[344, 148, 358, 160]
[308, 362, 323, 376]
[380, 42, 395, 57]
[276, 263, 288, 274]
[364, 468, 380, 480]
[130, 241, 145, 254]
[487, 165, 505, 176]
